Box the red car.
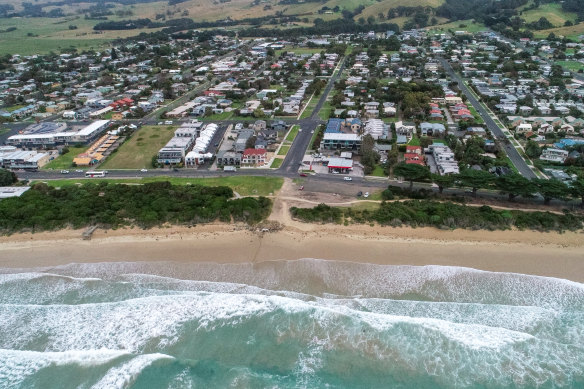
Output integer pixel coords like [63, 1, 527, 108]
[299, 173, 307, 177]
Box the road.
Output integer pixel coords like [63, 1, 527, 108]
[439, 58, 538, 179]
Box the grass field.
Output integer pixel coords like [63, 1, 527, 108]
[101, 125, 176, 169]
[275, 46, 324, 57]
[428, 19, 487, 34]
[33, 176, 284, 196]
[42, 146, 87, 170]
[0, 16, 152, 55]
[319, 100, 333, 120]
[300, 95, 318, 119]
[468, 106, 485, 123]
[285, 125, 300, 142]
[556, 60, 584, 72]
[522, 3, 576, 27]
[277, 145, 291, 156]
[534, 22, 584, 40]
[270, 158, 283, 169]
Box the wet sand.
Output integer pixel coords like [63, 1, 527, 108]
[0, 223, 582, 283]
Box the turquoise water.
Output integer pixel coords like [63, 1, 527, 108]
[0, 259, 583, 388]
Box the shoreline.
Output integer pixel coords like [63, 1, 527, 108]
[0, 223, 583, 283]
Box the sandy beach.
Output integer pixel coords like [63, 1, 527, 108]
[0, 222, 582, 282]
[0, 178, 582, 282]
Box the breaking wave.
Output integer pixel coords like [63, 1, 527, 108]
[0, 259, 582, 388]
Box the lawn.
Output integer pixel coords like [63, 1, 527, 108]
[101, 125, 176, 169]
[407, 136, 421, 146]
[277, 145, 291, 156]
[369, 165, 386, 177]
[319, 100, 333, 120]
[285, 125, 300, 142]
[275, 46, 324, 57]
[42, 146, 88, 170]
[307, 126, 322, 151]
[299, 94, 318, 119]
[429, 19, 486, 34]
[270, 158, 283, 168]
[468, 106, 484, 123]
[556, 60, 584, 72]
[34, 176, 284, 196]
[201, 111, 234, 121]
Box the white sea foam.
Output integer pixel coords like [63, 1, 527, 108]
[31, 260, 584, 310]
[0, 349, 129, 388]
[91, 353, 174, 389]
[0, 261, 583, 388]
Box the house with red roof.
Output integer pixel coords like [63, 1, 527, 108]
[242, 148, 267, 166]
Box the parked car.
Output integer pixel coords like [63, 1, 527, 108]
[298, 185, 304, 191]
[364, 192, 370, 198]
[299, 173, 307, 177]
[75, 169, 83, 173]
[140, 169, 148, 172]
[357, 191, 363, 197]
[343, 176, 352, 181]
[60, 170, 69, 174]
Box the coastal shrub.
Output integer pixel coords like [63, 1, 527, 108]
[0, 182, 271, 234]
[290, 200, 584, 232]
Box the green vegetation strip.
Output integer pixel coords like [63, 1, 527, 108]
[42, 146, 87, 170]
[270, 158, 283, 169]
[0, 182, 272, 234]
[33, 176, 283, 197]
[277, 145, 291, 156]
[291, 201, 583, 233]
[299, 96, 318, 119]
[285, 125, 300, 142]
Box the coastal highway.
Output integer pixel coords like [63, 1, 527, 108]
[439, 58, 538, 179]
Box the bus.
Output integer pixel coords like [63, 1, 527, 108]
[85, 171, 106, 178]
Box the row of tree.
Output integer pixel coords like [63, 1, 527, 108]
[393, 162, 584, 206]
[291, 200, 583, 232]
[0, 182, 272, 234]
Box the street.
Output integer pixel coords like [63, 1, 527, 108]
[439, 57, 538, 179]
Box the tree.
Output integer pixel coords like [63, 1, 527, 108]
[456, 169, 494, 197]
[0, 168, 17, 186]
[394, 163, 430, 191]
[245, 136, 257, 149]
[495, 173, 536, 201]
[525, 140, 542, 159]
[570, 178, 584, 207]
[431, 173, 454, 194]
[361, 134, 379, 175]
[534, 178, 570, 205]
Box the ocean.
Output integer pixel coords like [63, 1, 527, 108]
[0, 259, 583, 388]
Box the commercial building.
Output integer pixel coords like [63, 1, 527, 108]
[321, 133, 362, 151]
[326, 157, 353, 173]
[0, 149, 51, 170]
[0, 186, 30, 199]
[6, 120, 109, 147]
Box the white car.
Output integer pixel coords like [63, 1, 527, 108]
[364, 192, 370, 198]
[75, 169, 83, 173]
[344, 177, 352, 181]
[60, 170, 69, 174]
[140, 169, 148, 172]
